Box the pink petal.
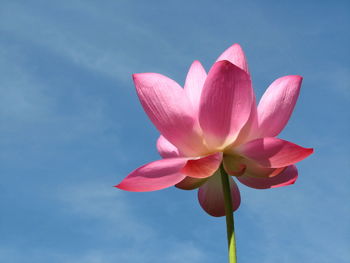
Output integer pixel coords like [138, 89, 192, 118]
[257, 75, 303, 137]
[230, 95, 259, 146]
[237, 165, 298, 189]
[222, 155, 246, 176]
[237, 137, 314, 168]
[133, 73, 207, 156]
[115, 158, 188, 192]
[199, 60, 253, 149]
[175, 176, 208, 190]
[216, 43, 249, 74]
[243, 159, 285, 178]
[157, 135, 180, 158]
[215, 43, 257, 145]
[198, 171, 241, 217]
[184, 60, 207, 114]
[181, 152, 222, 178]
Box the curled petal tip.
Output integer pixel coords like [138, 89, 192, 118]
[296, 75, 303, 80]
[300, 147, 314, 158]
[283, 74, 302, 79]
[284, 75, 303, 84]
[114, 182, 131, 191]
[132, 72, 159, 81]
[132, 72, 148, 81]
[114, 184, 122, 189]
[225, 43, 243, 51]
[307, 147, 314, 155]
[216, 43, 249, 74]
[219, 59, 236, 67]
[232, 43, 242, 48]
[131, 73, 139, 80]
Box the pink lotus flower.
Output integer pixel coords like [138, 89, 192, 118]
[116, 44, 313, 217]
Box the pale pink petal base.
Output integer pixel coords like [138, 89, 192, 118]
[116, 158, 188, 192]
[198, 171, 241, 217]
[237, 165, 298, 189]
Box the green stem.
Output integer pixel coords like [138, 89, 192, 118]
[220, 163, 237, 263]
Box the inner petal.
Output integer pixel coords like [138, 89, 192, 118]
[223, 154, 246, 176]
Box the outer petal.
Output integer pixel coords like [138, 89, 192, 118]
[237, 137, 314, 168]
[116, 158, 188, 192]
[257, 75, 302, 137]
[237, 165, 298, 189]
[181, 152, 222, 178]
[157, 135, 180, 158]
[216, 43, 249, 74]
[222, 153, 285, 178]
[198, 171, 241, 217]
[199, 61, 253, 149]
[184, 60, 207, 114]
[175, 176, 208, 190]
[243, 159, 285, 178]
[133, 73, 207, 156]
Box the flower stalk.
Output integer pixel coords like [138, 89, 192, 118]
[220, 163, 237, 263]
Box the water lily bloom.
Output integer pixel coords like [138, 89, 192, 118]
[116, 44, 313, 217]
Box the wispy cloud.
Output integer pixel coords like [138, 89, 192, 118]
[240, 179, 350, 263]
[0, 1, 193, 86]
[0, 182, 207, 263]
[57, 182, 154, 241]
[0, 45, 51, 123]
[1, 1, 349, 263]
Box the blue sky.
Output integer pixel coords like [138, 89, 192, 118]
[0, 0, 349, 262]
